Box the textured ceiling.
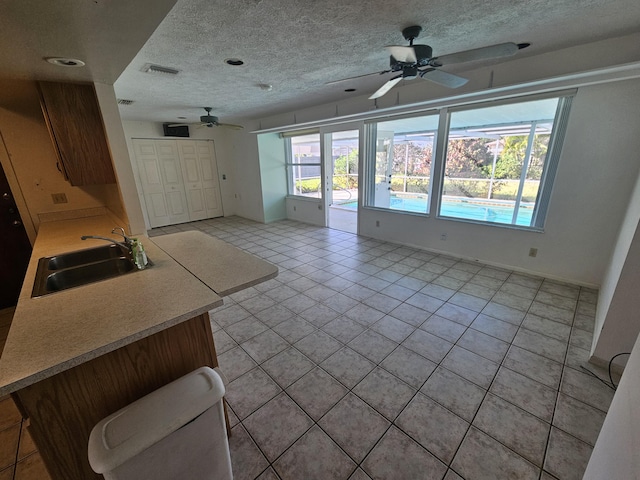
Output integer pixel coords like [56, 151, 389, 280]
[2, 0, 640, 126]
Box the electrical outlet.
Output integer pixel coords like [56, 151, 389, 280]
[529, 248, 538, 258]
[51, 193, 68, 204]
[376, 220, 380, 227]
[440, 233, 447, 241]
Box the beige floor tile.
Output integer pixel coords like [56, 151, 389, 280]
[320, 347, 376, 389]
[243, 393, 313, 462]
[380, 346, 437, 389]
[240, 329, 289, 364]
[320, 316, 366, 343]
[490, 367, 557, 422]
[402, 329, 453, 363]
[274, 426, 356, 480]
[352, 367, 415, 420]
[553, 393, 607, 446]
[473, 394, 550, 466]
[225, 368, 282, 419]
[504, 345, 563, 389]
[362, 426, 447, 480]
[441, 346, 499, 388]
[421, 367, 486, 422]
[318, 393, 390, 462]
[261, 347, 315, 388]
[396, 393, 469, 463]
[229, 425, 269, 480]
[452, 427, 539, 480]
[286, 367, 348, 420]
[456, 329, 509, 363]
[544, 427, 593, 480]
[294, 330, 342, 363]
[348, 330, 397, 364]
[420, 315, 467, 343]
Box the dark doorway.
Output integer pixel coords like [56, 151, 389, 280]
[0, 161, 32, 308]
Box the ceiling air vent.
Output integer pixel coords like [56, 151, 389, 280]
[117, 99, 135, 105]
[141, 63, 180, 75]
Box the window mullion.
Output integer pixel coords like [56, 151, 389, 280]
[431, 108, 450, 216]
[511, 121, 537, 225]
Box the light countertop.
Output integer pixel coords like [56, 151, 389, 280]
[0, 214, 276, 396]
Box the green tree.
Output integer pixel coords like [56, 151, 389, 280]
[493, 134, 549, 180]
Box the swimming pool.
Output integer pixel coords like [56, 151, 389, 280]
[337, 195, 534, 226]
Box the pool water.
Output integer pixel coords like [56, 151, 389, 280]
[338, 196, 533, 226]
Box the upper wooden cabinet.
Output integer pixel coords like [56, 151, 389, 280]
[38, 81, 117, 186]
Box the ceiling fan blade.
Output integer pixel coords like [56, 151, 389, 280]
[369, 75, 403, 100]
[431, 42, 519, 67]
[420, 69, 469, 88]
[385, 46, 417, 63]
[325, 69, 392, 85]
[216, 122, 244, 130]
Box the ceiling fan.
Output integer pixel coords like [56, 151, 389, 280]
[169, 107, 244, 130]
[332, 25, 529, 100]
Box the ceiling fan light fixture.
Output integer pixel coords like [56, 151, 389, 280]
[258, 83, 273, 91]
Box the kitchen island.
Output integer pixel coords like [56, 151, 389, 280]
[0, 213, 277, 480]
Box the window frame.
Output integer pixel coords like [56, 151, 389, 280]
[284, 131, 322, 198]
[360, 91, 574, 230]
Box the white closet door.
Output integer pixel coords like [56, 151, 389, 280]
[178, 141, 207, 221]
[133, 139, 170, 228]
[156, 141, 190, 224]
[196, 141, 224, 218]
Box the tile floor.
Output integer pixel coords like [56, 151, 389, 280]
[0, 216, 617, 480]
[153, 216, 615, 480]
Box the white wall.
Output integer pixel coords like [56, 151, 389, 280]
[120, 120, 239, 228]
[591, 165, 640, 365]
[94, 83, 146, 234]
[285, 196, 325, 226]
[583, 334, 640, 479]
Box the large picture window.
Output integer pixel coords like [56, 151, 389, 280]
[285, 133, 321, 197]
[362, 93, 572, 229]
[440, 96, 571, 228]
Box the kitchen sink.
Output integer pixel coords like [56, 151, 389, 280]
[47, 244, 130, 270]
[32, 245, 144, 297]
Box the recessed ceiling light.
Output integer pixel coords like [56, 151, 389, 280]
[344, 88, 356, 92]
[225, 58, 244, 66]
[46, 57, 85, 67]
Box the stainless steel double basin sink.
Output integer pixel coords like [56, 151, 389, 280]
[32, 244, 139, 297]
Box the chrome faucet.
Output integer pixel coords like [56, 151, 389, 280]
[80, 235, 130, 250]
[110, 227, 135, 247]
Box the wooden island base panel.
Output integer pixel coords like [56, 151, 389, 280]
[0, 216, 278, 480]
[13, 314, 218, 480]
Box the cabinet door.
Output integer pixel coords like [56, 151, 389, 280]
[38, 82, 116, 186]
[196, 141, 224, 218]
[178, 142, 207, 221]
[132, 140, 170, 228]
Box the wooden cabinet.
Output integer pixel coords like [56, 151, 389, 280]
[38, 81, 117, 186]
